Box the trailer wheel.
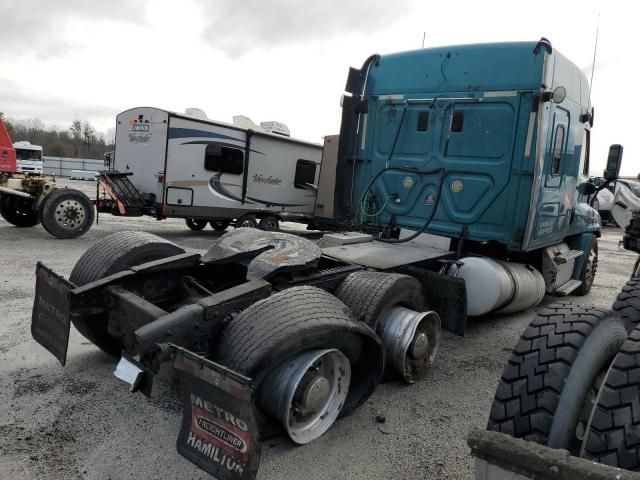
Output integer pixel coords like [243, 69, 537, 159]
[487, 303, 613, 447]
[335, 272, 424, 330]
[185, 218, 207, 231]
[69, 231, 185, 355]
[258, 216, 279, 231]
[581, 324, 640, 470]
[216, 286, 384, 429]
[235, 215, 257, 228]
[0, 195, 39, 227]
[209, 219, 229, 231]
[573, 235, 598, 296]
[612, 278, 640, 329]
[39, 188, 94, 239]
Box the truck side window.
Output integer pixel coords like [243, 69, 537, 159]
[451, 111, 464, 132]
[551, 125, 565, 175]
[417, 111, 429, 131]
[294, 159, 317, 188]
[204, 144, 243, 174]
[582, 129, 590, 176]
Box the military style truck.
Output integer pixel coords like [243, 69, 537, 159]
[30, 39, 623, 478]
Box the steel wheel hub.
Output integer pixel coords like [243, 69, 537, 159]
[258, 348, 351, 444]
[379, 306, 441, 383]
[55, 199, 85, 229]
[409, 332, 429, 359]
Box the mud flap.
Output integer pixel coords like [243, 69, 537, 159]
[31, 262, 73, 365]
[173, 347, 261, 480]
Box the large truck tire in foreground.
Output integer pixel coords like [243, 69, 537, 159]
[475, 210, 640, 478]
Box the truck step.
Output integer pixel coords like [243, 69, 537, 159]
[555, 279, 583, 296]
[553, 249, 583, 264]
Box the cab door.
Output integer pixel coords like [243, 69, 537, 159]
[530, 107, 570, 245]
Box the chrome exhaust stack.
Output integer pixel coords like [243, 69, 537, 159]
[379, 307, 441, 383]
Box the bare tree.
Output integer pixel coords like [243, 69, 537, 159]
[69, 120, 82, 155]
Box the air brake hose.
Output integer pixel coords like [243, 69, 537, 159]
[376, 167, 445, 244]
[356, 166, 445, 244]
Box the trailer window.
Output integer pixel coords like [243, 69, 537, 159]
[294, 159, 317, 188]
[582, 129, 590, 176]
[551, 125, 565, 175]
[204, 144, 243, 175]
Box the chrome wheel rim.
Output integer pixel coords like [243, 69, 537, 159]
[258, 349, 351, 444]
[54, 199, 85, 229]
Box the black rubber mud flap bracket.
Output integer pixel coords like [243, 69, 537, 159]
[31, 262, 73, 365]
[174, 346, 261, 480]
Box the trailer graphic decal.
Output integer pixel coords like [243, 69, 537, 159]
[210, 173, 256, 204]
[168, 128, 243, 143]
[180, 140, 265, 156]
[174, 349, 260, 480]
[252, 174, 282, 185]
[209, 173, 307, 207]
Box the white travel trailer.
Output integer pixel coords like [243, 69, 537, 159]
[102, 107, 322, 231]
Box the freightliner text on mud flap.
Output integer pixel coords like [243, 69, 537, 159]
[173, 346, 261, 480]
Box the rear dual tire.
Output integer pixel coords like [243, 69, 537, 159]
[216, 286, 384, 441]
[69, 231, 185, 355]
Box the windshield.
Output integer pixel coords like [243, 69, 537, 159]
[15, 148, 42, 161]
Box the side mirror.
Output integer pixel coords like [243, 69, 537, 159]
[603, 144, 623, 181]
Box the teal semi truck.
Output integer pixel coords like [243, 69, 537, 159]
[30, 39, 623, 479]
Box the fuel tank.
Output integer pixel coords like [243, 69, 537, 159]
[445, 257, 545, 316]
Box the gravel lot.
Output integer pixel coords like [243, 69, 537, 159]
[0, 180, 637, 480]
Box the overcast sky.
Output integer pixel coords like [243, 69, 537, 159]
[0, 0, 637, 175]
